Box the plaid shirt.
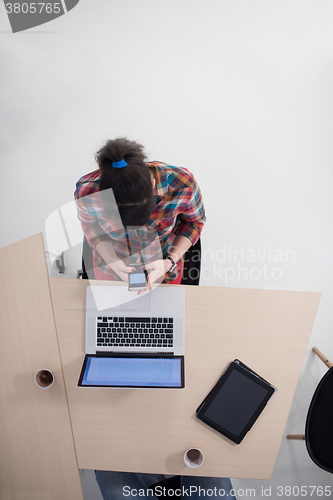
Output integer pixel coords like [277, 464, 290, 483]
[74, 162, 206, 282]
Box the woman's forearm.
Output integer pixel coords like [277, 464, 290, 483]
[97, 236, 192, 274]
[167, 235, 192, 264]
[95, 240, 118, 265]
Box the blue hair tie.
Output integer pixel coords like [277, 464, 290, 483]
[112, 159, 127, 168]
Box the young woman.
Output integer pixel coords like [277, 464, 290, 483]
[75, 139, 236, 500]
[75, 137, 206, 286]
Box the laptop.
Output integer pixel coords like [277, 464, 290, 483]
[78, 285, 186, 388]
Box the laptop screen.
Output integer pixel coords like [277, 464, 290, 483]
[78, 355, 184, 388]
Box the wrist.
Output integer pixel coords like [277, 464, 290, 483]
[165, 256, 177, 273]
[164, 259, 172, 273]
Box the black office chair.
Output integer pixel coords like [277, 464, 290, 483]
[149, 476, 181, 499]
[287, 347, 333, 473]
[181, 238, 201, 286]
[77, 237, 94, 280]
[78, 237, 202, 285]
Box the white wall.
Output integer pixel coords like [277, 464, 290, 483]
[1, 1, 333, 497]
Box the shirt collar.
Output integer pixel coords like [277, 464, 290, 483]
[148, 162, 169, 197]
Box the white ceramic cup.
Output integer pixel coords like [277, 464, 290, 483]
[34, 369, 54, 389]
[184, 448, 204, 468]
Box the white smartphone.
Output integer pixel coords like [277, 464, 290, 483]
[128, 266, 148, 292]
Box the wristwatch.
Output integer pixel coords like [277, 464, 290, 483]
[166, 256, 177, 273]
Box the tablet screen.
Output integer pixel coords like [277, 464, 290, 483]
[196, 360, 276, 443]
[78, 355, 184, 388]
[204, 369, 269, 436]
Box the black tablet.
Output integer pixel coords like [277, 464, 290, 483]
[78, 354, 185, 388]
[196, 359, 276, 444]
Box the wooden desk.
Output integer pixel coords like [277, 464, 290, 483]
[0, 233, 321, 499]
[50, 277, 320, 480]
[0, 234, 83, 500]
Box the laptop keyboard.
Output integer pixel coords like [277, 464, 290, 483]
[96, 316, 174, 348]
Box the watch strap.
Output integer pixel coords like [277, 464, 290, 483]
[166, 256, 177, 272]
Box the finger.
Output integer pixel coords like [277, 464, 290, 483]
[137, 276, 151, 295]
[121, 265, 136, 272]
[146, 272, 156, 289]
[137, 275, 151, 295]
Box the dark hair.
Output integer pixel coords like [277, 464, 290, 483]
[96, 138, 155, 227]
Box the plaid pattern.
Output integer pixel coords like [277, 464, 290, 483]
[74, 162, 206, 282]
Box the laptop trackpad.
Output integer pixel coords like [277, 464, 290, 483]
[120, 290, 150, 312]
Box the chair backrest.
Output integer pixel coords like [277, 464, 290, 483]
[305, 367, 333, 473]
[181, 238, 201, 286]
[150, 476, 181, 498]
[80, 237, 94, 280]
[80, 237, 202, 285]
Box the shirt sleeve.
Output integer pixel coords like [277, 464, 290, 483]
[74, 185, 110, 249]
[175, 174, 206, 245]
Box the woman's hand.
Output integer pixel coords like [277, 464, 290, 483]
[140, 259, 172, 293]
[107, 259, 135, 282]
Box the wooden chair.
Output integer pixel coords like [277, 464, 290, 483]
[287, 347, 333, 473]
